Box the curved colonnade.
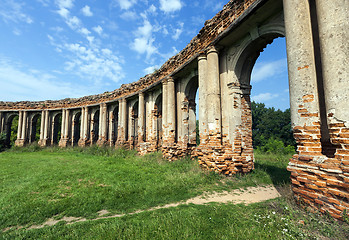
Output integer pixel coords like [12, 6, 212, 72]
[0, 0, 348, 219]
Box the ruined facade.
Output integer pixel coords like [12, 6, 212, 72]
[0, 0, 348, 220]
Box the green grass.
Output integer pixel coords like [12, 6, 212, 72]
[0, 146, 348, 239]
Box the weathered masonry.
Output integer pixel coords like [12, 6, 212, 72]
[0, 0, 348, 219]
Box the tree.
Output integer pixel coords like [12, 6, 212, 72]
[251, 101, 295, 153]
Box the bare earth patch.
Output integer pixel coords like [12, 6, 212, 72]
[4, 185, 280, 232]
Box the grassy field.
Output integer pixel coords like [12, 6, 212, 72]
[0, 146, 348, 239]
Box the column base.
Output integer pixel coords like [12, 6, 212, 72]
[59, 138, 70, 147]
[97, 139, 107, 147]
[38, 139, 50, 147]
[15, 139, 26, 147]
[78, 139, 89, 147]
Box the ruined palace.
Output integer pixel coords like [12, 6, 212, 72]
[0, 0, 348, 219]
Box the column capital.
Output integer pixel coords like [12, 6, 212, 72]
[167, 76, 175, 83]
[139, 91, 145, 97]
[198, 53, 207, 61]
[207, 46, 219, 55]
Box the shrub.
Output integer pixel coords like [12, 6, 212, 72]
[257, 137, 295, 155]
[0, 132, 7, 152]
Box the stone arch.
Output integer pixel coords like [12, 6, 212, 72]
[90, 109, 99, 145]
[29, 112, 41, 144]
[184, 76, 199, 145]
[233, 32, 287, 160]
[51, 112, 62, 145]
[4, 113, 19, 147]
[154, 93, 162, 148]
[72, 111, 81, 146]
[234, 34, 285, 88]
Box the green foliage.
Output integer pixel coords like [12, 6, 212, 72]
[257, 137, 295, 155]
[0, 132, 7, 151]
[10, 115, 19, 146]
[252, 101, 296, 154]
[196, 120, 200, 145]
[1, 149, 347, 239]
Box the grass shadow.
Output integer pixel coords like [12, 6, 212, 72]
[254, 161, 291, 186]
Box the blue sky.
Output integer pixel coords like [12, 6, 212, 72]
[0, 0, 289, 110]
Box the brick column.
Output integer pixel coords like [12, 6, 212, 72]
[316, 0, 349, 125]
[97, 103, 108, 146]
[162, 80, 168, 140]
[108, 106, 116, 147]
[282, 0, 341, 219]
[167, 77, 176, 144]
[138, 92, 145, 143]
[79, 107, 89, 146]
[21, 111, 27, 143]
[0, 112, 3, 133]
[128, 102, 134, 148]
[117, 98, 127, 145]
[80, 107, 85, 140]
[38, 111, 46, 146]
[60, 109, 66, 141]
[315, 0, 349, 219]
[44, 110, 50, 146]
[59, 109, 70, 147]
[15, 111, 23, 146]
[207, 47, 221, 137]
[198, 53, 208, 143]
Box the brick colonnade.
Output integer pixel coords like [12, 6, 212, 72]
[0, 0, 347, 219]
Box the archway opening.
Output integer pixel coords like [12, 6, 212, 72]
[52, 113, 62, 145]
[91, 110, 99, 144]
[30, 114, 41, 144]
[72, 112, 81, 146]
[250, 37, 295, 155]
[154, 93, 162, 149]
[111, 105, 119, 145]
[6, 114, 19, 147]
[184, 76, 198, 147]
[131, 101, 139, 148]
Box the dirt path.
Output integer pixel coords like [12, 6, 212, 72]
[8, 185, 281, 231]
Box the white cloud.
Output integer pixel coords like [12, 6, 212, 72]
[144, 65, 161, 75]
[51, 26, 64, 33]
[131, 19, 158, 59]
[251, 58, 287, 83]
[159, 46, 178, 59]
[81, 5, 93, 17]
[92, 25, 103, 36]
[63, 43, 124, 84]
[172, 22, 183, 40]
[114, 0, 137, 10]
[79, 27, 91, 35]
[57, 7, 70, 18]
[56, 0, 74, 9]
[204, 0, 225, 13]
[13, 29, 21, 36]
[147, 4, 157, 15]
[0, 57, 87, 101]
[252, 93, 279, 102]
[0, 0, 33, 24]
[66, 16, 81, 30]
[120, 11, 138, 21]
[159, 0, 182, 13]
[36, 0, 50, 7]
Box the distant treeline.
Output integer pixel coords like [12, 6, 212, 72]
[252, 101, 296, 154]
